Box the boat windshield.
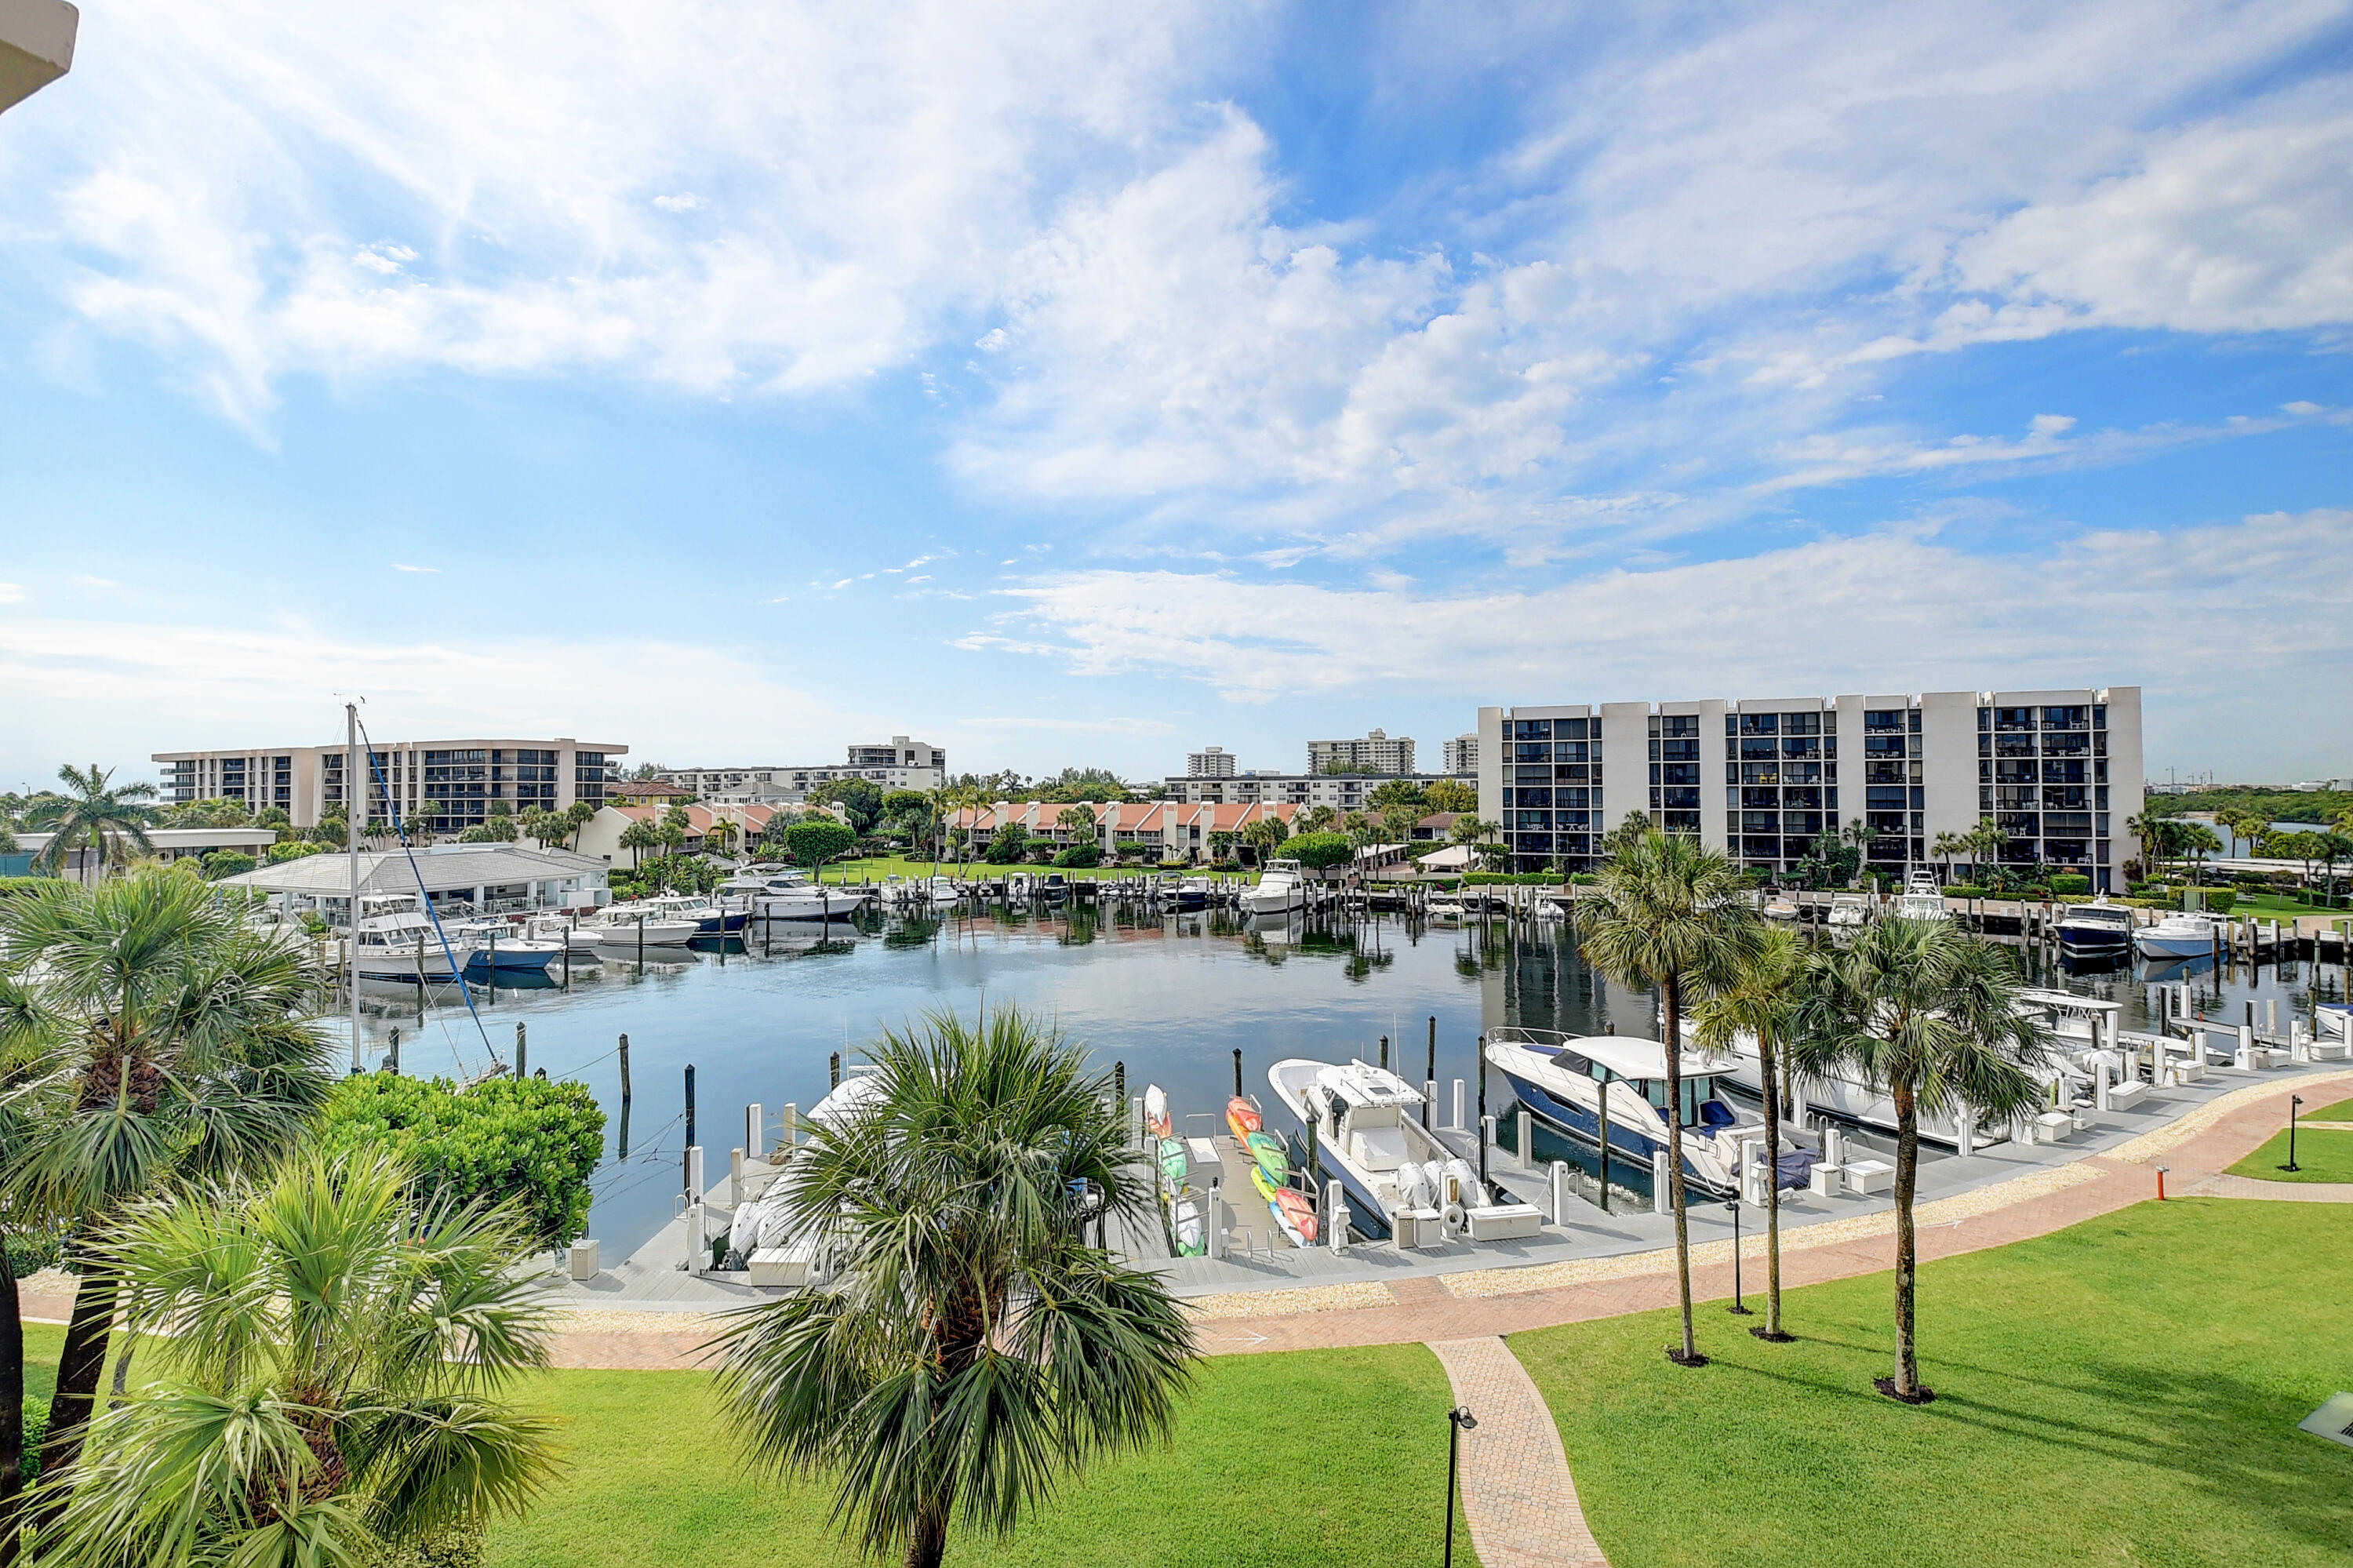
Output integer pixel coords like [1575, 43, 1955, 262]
[1635, 1075, 1717, 1126]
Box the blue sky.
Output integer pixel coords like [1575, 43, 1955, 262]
[2, 0, 2350, 790]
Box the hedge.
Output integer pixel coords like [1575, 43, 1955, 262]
[321, 1073, 606, 1246]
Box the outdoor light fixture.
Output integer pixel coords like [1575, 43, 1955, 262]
[1444, 1404, 1478, 1566]
[2285, 1095, 2304, 1173]
[1724, 1196, 1751, 1315]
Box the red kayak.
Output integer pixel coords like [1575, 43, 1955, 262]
[1272, 1184, 1319, 1246]
[1225, 1097, 1261, 1143]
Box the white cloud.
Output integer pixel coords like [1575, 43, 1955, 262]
[391, 562, 438, 573]
[0, 584, 23, 605]
[71, 574, 119, 588]
[651, 194, 702, 213]
[971, 511, 2353, 751]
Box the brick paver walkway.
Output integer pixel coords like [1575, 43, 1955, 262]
[1429, 1337, 1609, 1568]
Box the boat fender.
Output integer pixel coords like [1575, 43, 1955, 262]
[1440, 1200, 1467, 1232]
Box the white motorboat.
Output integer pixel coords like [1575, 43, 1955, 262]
[2134, 912, 2220, 959]
[1173, 875, 1211, 911]
[1892, 871, 1949, 922]
[1425, 897, 1467, 923]
[1827, 893, 1871, 930]
[722, 870, 863, 922]
[1267, 1057, 1543, 1246]
[2012, 988, 2126, 1066]
[1485, 1028, 1815, 1196]
[527, 915, 606, 954]
[1243, 857, 1307, 916]
[578, 904, 700, 946]
[2055, 897, 2133, 955]
[922, 876, 966, 905]
[1688, 1015, 2031, 1150]
[638, 893, 747, 935]
[347, 893, 471, 981]
[439, 918, 563, 973]
[725, 1068, 891, 1282]
[1762, 896, 1800, 921]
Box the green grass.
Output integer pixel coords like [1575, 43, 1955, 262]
[2300, 1095, 2353, 1123]
[1512, 1200, 2353, 1568]
[811, 855, 1165, 884]
[2228, 1127, 2353, 1184]
[488, 1343, 1468, 1567]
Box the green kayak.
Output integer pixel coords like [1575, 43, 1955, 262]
[1158, 1136, 1188, 1191]
[1245, 1130, 1289, 1185]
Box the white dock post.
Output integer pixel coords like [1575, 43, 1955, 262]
[1517, 1106, 1533, 1170]
[1206, 1178, 1223, 1260]
[1650, 1150, 1671, 1216]
[1329, 1189, 1348, 1254]
[746, 1102, 763, 1160]
[1129, 1096, 1144, 1150]
[2237, 1022, 2255, 1070]
[1549, 1160, 1571, 1225]
[729, 1146, 744, 1208]
[686, 1144, 704, 1200]
[686, 1200, 706, 1274]
[1452, 1078, 1467, 1130]
[1425, 1079, 1438, 1126]
[780, 1101, 797, 1151]
[2093, 1062, 2111, 1114]
[1957, 1106, 1975, 1159]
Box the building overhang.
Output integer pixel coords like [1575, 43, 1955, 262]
[1, 0, 78, 115]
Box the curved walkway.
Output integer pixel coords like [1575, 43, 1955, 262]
[1429, 1336, 1608, 1568]
[2186, 1173, 2353, 1202]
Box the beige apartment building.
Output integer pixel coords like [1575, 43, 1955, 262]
[153, 738, 627, 834]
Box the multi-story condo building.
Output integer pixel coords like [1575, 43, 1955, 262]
[1187, 746, 1238, 778]
[153, 738, 626, 833]
[656, 737, 946, 800]
[1441, 733, 1478, 777]
[1160, 771, 1459, 812]
[1476, 687, 2142, 890]
[1308, 728, 1416, 776]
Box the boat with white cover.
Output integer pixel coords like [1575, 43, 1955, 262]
[721, 870, 864, 922]
[439, 918, 564, 972]
[1267, 1057, 1543, 1246]
[725, 1069, 891, 1286]
[2133, 911, 2220, 959]
[576, 904, 700, 946]
[1243, 858, 1307, 916]
[1485, 1028, 1815, 1195]
[1827, 893, 1871, 930]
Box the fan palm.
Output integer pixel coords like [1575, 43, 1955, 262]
[1689, 923, 1804, 1341]
[713, 1007, 1195, 1568]
[617, 819, 659, 871]
[1572, 828, 1759, 1365]
[1787, 919, 2047, 1401]
[34, 1148, 558, 1566]
[0, 871, 334, 1493]
[27, 766, 157, 881]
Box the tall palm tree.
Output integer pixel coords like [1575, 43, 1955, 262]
[714, 1008, 1194, 1568]
[27, 766, 157, 881]
[0, 975, 46, 1560]
[1689, 924, 1804, 1341]
[1788, 919, 2046, 1401]
[1573, 829, 1759, 1365]
[35, 1148, 558, 1565]
[0, 871, 333, 1493]
[1929, 831, 1963, 884]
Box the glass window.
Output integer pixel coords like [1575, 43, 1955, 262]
[1515, 742, 1552, 763]
[1740, 737, 1779, 760]
[1741, 762, 1780, 784]
[2041, 705, 2088, 729]
[1864, 710, 1904, 733]
[1662, 787, 1701, 809]
[1515, 766, 1553, 785]
[1518, 788, 1552, 808]
[1785, 810, 1824, 835]
[1660, 810, 1701, 832]
[1783, 786, 1821, 808]
[1740, 788, 1779, 809]
[1661, 764, 1700, 786]
[1780, 737, 1820, 759]
[1739, 713, 1780, 736]
[1553, 764, 1590, 783]
[1659, 715, 1700, 738]
[1781, 711, 1820, 736]
[1994, 707, 2035, 732]
[1513, 719, 1552, 741]
[1742, 811, 1780, 833]
[1659, 739, 1699, 761]
[1559, 719, 1589, 739]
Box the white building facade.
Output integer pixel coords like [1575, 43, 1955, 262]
[1477, 687, 2143, 890]
[656, 737, 947, 799]
[1441, 733, 1478, 776]
[1160, 771, 1460, 811]
[1187, 746, 1238, 778]
[1307, 729, 1416, 776]
[154, 738, 626, 833]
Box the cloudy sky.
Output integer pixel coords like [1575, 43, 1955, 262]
[2, 0, 2348, 788]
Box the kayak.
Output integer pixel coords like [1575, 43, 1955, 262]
[1225, 1097, 1262, 1143]
[1173, 1199, 1205, 1256]
[1157, 1136, 1188, 1191]
[1245, 1130, 1289, 1185]
[1249, 1163, 1318, 1246]
[1144, 1084, 1172, 1141]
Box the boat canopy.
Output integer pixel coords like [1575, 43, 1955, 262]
[1317, 1060, 1424, 1110]
[1491, 1026, 1737, 1084]
[2013, 988, 2122, 1017]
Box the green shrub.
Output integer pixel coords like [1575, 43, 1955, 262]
[5, 1228, 62, 1279]
[1051, 843, 1101, 868]
[2049, 873, 2091, 895]
[1944, 884, 1988, 898]
[1288, 831, 1355, 871]
[321, 1073, 606, 1246]
[20, 1396, 44, 1484]
[202, 849, 257, 879]
[1568, 872, 1598, 886]
[2195, 887, 2237, 914]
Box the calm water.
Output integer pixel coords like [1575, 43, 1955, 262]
[346, 904, 2343, 1257]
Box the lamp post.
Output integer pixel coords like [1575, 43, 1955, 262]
[2285, 1094, 2304, 1173]
[1444, 1405, 1478, 1567]
[1723, 1196, 1751, 1315]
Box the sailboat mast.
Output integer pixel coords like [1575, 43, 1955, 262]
[347, 700, 362, 1075]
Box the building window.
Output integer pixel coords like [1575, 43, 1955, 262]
[1512, 719, 1552, 741]
[1739, 713, 1780, 736]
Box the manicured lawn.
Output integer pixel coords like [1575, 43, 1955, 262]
[2228, 1127, 2353, 1184]
[487, 1343, 1467, 1567]
[813, 855, 1167, 885]
[1512, 1200, 2353, 1568]
[2300, 1095, 2353, 1123]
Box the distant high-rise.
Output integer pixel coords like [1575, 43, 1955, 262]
[1442, 733, 1478, 776]
[1187, 745, 1238, 778]
[1308, 729, 1416, 776]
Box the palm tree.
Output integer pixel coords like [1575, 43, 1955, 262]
[1788, 919, 2046, 1401]
[2178, 820, 2223, 886]
[35, 1148, 558, 1564]
[1969, 819, 2008, 884]
[618, 818, 659, 871]
[705, 818, 740, 860]
[714, 1009, 1195, 1568]
[1929, 831, 1964, 884]
[1572, 829, 1759, 1365]
[1689, 924, 1804, 1341]
[26, 766, 157, 881]
[0, 871, 333, 1495]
